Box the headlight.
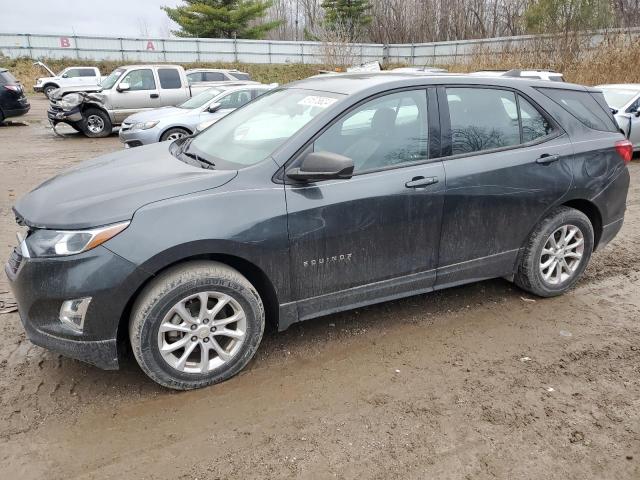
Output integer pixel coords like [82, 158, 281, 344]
[36, 78, 43, 85]
[25, 222, 129, 258]
[133, 121, 159, 130]
[58, 93, 83, 109]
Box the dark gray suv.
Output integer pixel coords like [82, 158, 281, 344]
[6, 73, 631, 390]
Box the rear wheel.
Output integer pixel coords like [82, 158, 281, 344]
[129, 261, 265, 390]
[160, 127, 190, 142]
[515, 206, 594, 297]
[81, 108, 112, 138]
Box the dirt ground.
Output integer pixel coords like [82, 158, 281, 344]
[1, 98, 639, 480]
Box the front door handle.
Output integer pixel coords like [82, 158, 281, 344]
[536, 154, 560, 165]
[150, 93, 159, 99]
[405, 176, 439, 188]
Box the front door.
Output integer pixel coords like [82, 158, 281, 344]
[110, 68, 161, 123]
[436, 86, 574, 286]
[285, 89, 446, 320]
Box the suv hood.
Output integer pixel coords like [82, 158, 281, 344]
[14, 142, 237, 230]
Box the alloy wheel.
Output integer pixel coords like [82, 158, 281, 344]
[539, 225, 584, 285]
[157, 291, 247, 374]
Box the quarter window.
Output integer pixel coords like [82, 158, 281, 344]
[447, 87, 520, 155]
[158, 68, 182, 89]
[537, 87, 618, 132]
[121, 69, 156, 91]
[314, 90, 429, 173]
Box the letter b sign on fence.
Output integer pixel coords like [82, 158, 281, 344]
[60, 37, 71, 48]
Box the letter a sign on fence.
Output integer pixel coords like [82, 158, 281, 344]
[146, 41, 155, 51]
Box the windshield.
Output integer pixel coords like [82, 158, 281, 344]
[101, 68, 125, 90]
[179, 88, 224, 109]
[600, 88, 640, 110]
[186, 88, 343, 169]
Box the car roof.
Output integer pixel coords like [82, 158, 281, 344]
[596, 83, 640, 90]
[285, 72, 590, 96]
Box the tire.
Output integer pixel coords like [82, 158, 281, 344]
[129, 261, 265, 390]
[81, 108, 112, 138]
[160, 127, 191, 142]
[515, 206, 594, 297]
[43, 84, 58, 98]
[0, 108, 4, 123]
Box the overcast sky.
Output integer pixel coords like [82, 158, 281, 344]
[0, 0, 183, 37]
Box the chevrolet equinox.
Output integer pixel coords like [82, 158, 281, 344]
[6, 73, 631, 390]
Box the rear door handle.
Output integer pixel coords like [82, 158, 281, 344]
[405, 176, 439, 188]
[150, 93, 159, 99]
[536, 154, 560, 165]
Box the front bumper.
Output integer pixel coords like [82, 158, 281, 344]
[119, 122, 160, 148]
[5, 244, 146, 370]
[33, 85, 43, 93]
[47, 105, 83, 126]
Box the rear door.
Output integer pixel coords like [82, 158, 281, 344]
[285, 88, 446, 319]
[110, 68, 160, 123]
[435, 85, 574, 286]
[157, 67, 187, 107]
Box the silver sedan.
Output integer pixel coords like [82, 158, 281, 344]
[119, 84, 275, 148]
[597, 84, 640, 150]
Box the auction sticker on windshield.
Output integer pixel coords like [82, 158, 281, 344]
[297, 96, 338, 108]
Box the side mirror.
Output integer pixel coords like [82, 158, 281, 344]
[634, 109, 640, 118]
[117, 82, 130, 92]
[207, 102, 221, 113]
[287, 151, 354, 182]
[61, 73, 69, 78]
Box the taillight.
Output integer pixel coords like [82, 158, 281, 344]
[4, 85, 21, 94]
[615, 139, 633, 164]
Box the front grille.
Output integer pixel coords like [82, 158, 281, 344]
[7, 247, 23, 275]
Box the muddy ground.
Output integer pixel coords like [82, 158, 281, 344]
[0, 98, 639, 479]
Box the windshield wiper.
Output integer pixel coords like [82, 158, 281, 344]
[183, 150, 216, 168]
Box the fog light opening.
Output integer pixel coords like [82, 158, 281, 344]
[59, 297, 92, 332]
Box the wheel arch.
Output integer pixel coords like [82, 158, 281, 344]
[115, 252, 280, 356]
[42, 82, 59, 90]
[160, 125, 192, 141]
[561, 198, 603, 249]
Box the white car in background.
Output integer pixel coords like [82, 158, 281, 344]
[597, 84, 640, 150]
[33, 61, 101, 98]
[186, 68, 252, 83]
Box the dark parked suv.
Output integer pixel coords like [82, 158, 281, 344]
[6, 73, 631, 390]
[0, 68, 30, 122]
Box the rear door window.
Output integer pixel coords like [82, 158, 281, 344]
[79, 68, 97, 77]
[537, 87, 618, 132]
[204, 72, 226, 82]
[231, 72, 251, 80]
[446, 87, 521, 155]
[158, 68, 182, 89]
[519, 96, 553, 142]
[187, 72, 202, 83]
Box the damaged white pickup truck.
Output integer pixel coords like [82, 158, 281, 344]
[47, 64, 244, 137]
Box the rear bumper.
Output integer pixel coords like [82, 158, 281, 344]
[4, 104, 31, 118]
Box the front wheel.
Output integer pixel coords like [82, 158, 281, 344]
[160, 127, 190, 142]
[43, 84, 58, 98]
[81, 108, 112, 138]
[129, 261, 265, 390]
[515, 206, 594, 297]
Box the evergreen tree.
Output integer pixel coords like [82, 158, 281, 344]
[321, 0, 372, 42]
[163, 0, 282, 39]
